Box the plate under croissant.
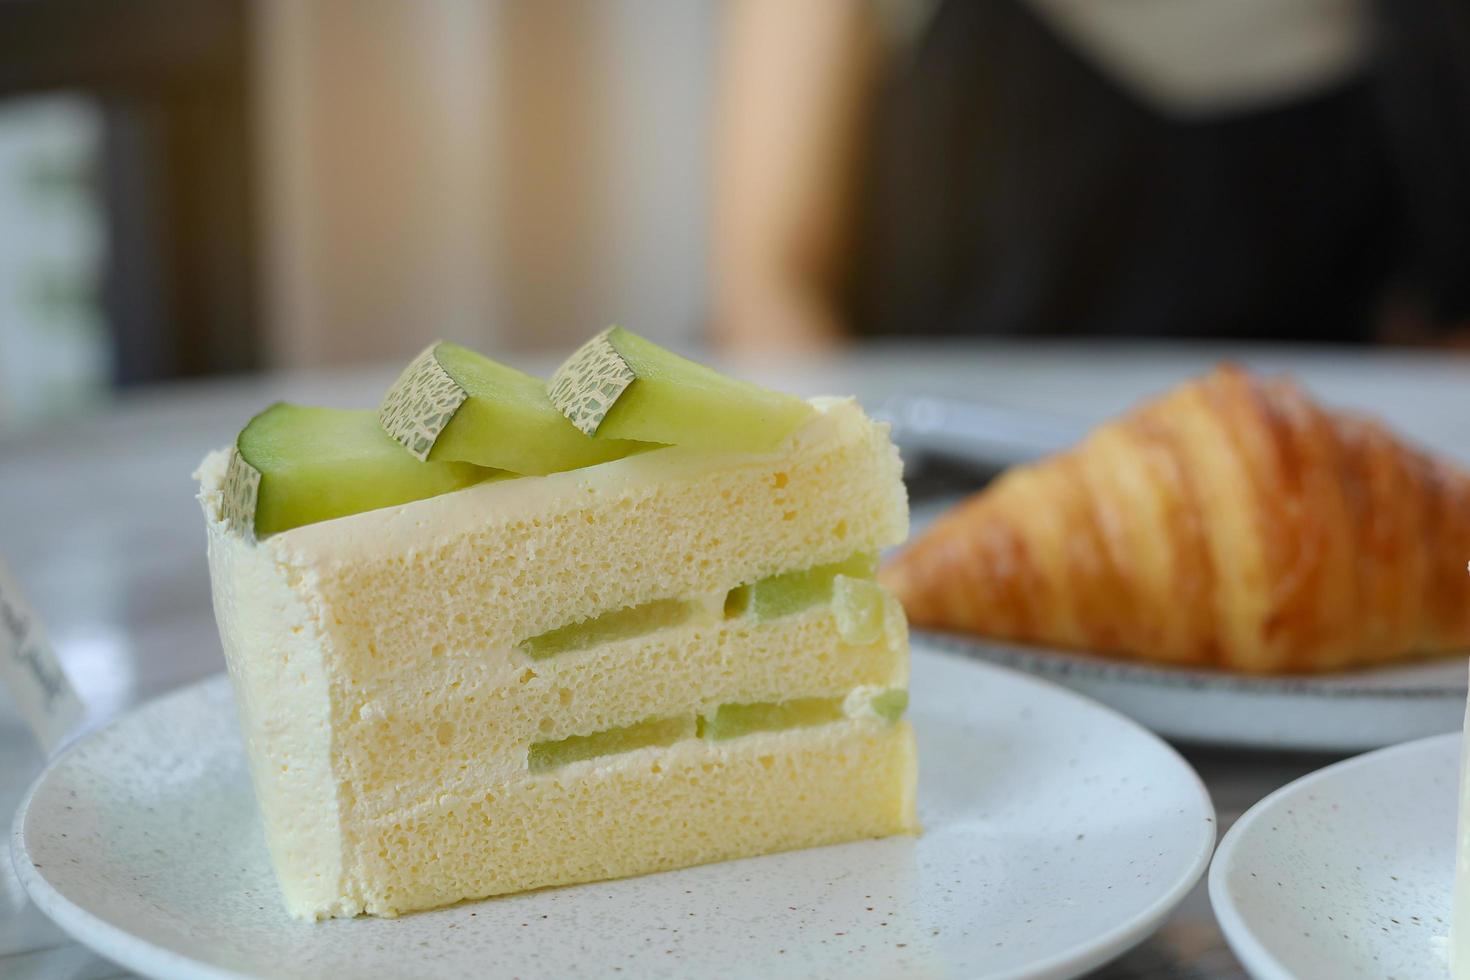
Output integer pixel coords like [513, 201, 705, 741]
[919, 631, 1466, 752]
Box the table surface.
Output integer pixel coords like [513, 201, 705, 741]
[4, 339, 1468, 980]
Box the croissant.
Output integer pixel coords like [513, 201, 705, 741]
[881, 365, 1470, 674]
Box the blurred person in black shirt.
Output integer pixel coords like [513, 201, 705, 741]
[713, 0, 1470, 349]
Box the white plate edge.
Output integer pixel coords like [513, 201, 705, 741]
[922, 643, 1219, 979]
[10, 676, 253, 980]
[1207, 731, 1462, 980]
[999, 735, 1217, 980]
[922, 631, 1467, 752]
[921, 632, 1469, 700]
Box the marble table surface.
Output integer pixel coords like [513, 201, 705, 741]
[4, 339, 1468, 979]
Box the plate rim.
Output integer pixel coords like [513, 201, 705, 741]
[915, 646, 1219, 980]
[9, 677, 256, 980]
[920, 630, 1468, 700]
[1207, 731, 1461, 980]
[11, 646, 1217, 980]
[921, 630, 1467, 753]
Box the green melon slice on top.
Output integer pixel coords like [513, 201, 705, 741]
[547, 326, 815, 453]
[378, 341, 648, 474]
[224, 404, 500, 539]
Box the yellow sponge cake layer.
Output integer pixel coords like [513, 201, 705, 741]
[351, 720, 917, 917]
[198, 398, 915, 919]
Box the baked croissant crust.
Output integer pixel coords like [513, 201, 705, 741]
[881, 365, 1470, 673]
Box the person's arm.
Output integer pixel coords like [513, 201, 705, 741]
[712, 0, 881, 354]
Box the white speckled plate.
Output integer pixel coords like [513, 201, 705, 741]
[921, 631, 1467, 753]
[12, 645, 1215, 980]
[1209, 732, 1460, 980]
